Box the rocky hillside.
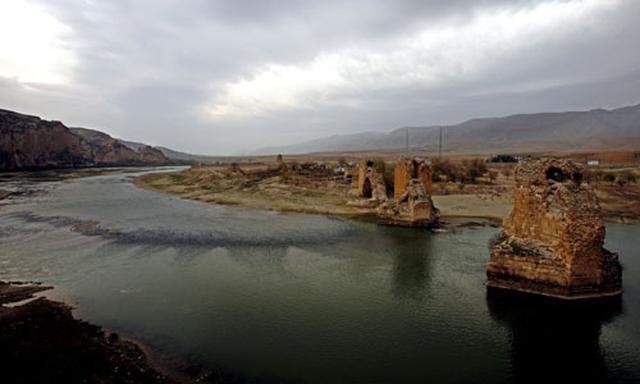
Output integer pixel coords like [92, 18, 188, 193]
[70, 128, 141, 165]
[256, 103, 640, 155]
[120, 140, 231, 164]
[71, 128, 170, 166]
[0, 109, 94, 170]
[0, 108, 171, 171]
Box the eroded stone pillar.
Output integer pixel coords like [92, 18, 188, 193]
[378, 157, 439, 227]
[487, 159, 622, 299]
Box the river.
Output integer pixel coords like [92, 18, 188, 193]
[1, 168, 639, 383]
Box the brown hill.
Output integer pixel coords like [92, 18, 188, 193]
[256, 103, 640, 155]
[0, 109, 171, 171]
[70, 128, 170, 166]
[0, 109, 94, 170]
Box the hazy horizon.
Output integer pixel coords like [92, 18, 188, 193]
[1, 0, 640, 155]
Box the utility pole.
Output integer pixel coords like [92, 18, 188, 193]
[405, 127, 409, 154]
[438, 126, 443, 157]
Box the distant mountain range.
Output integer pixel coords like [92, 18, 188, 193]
[118, 140, 233, 164]
[255, 103, 640, 155]
[0, 108, 178, 170]
[3, 103, 640, 170]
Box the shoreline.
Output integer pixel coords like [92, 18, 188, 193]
[133, 173, 508, 225]
[134, 169, 639, 226]
[0, 281, 180, 384]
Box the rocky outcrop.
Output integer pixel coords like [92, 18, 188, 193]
[487, 159, 622, 299]
[70, 128, 141, 165]
[0, 109, 94, 170]
[0, 108, 171, 171]
[72, 128, 170, 165]
[136, 145, 169, 164]
[378, 157, 439, 227]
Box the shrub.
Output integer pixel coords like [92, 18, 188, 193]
[489, 154, 518, 163]
[620, 170, 637, 184]
[603, 173, 616, 183]
[432, 158, 461, 182]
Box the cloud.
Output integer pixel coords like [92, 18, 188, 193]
[0, 0, 76, 84]
[207, 0, 623, 117]
[0, 0, 638, 154]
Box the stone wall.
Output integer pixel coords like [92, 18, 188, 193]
[356, 165, 388, 202]
[378, 157, 438, 227]
[487, 159, 622, 299]
[394, 158, 432, 200]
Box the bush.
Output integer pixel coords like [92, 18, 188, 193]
[489, 154, 518, 163]
[603, 173, 616, 183]
[620, 170, 637, 184]
[461, 158, 487, 184]
[432, 158, 462, 182]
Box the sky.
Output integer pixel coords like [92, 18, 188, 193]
[1, 0, 639, 155]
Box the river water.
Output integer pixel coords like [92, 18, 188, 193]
[1, 169, 639, 383]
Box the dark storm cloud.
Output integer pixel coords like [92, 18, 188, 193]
[1, 0, 639, 154]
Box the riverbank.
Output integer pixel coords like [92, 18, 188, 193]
[0, 281, 177, 384]
[135, 166, 639, 224]
[135, 166, 512, 224]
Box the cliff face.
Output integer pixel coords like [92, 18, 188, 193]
[0, 109, 171, 171]
[0, 109, 94, 170]
[70, 128, 169, 165]
[70, 128, 141, 165]
[136, 145, 168, 164]
[487, 159, 622, 299]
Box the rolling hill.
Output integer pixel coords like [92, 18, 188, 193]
[255, 104, 640, 155]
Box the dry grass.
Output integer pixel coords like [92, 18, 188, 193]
[136, 149, 640, 224]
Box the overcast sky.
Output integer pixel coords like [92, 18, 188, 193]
[1, 0, 639, 154]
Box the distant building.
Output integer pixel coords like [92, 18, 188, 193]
[587, 159, 600, 166]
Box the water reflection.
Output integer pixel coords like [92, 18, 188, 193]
[487, 288, 622, 384]
[390, 229, 434, 300]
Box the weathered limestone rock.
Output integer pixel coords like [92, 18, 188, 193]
[70, 127, 141, 165]
[0, 109, 94, 170]
[378, 157, 439, 227]
[487, 159, 622, 299]
[356, 161, 388, 202]
[136, 145, 169, 164]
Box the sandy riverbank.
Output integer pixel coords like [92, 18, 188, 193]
[135, 166, 639, 225]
